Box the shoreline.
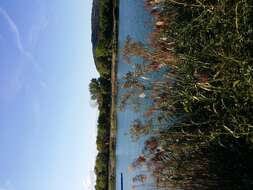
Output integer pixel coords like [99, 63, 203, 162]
[109, 0, 118, 189]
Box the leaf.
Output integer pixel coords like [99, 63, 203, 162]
[223, 126, 239, 138]
[233, 80, 240, 87]
[192, 96, 200, 101]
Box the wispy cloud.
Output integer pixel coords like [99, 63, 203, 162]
[0, 7, 32, 58]
[0, 5, 49, 102]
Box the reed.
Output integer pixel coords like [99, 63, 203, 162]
[120, 0, 253, 189]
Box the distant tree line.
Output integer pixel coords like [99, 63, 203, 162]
[94, 0, 114, 77]
[90, 77, 111, 190]
[90, 0, 114, 189]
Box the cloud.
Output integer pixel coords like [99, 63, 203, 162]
[0, 6, 48, 102]
[83, 178, 92, 190]
[0, 7, 32, 58]
[83, 171, 96, 190]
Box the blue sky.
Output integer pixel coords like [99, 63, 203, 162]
[0, 0, 98, 190]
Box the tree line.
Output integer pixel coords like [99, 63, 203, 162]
[90, 0, 115, 189]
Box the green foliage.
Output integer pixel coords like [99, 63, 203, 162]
[90, 0, 113, 182]
[90, 0, 114, 184]
[96, 57, 112, 76]
[91, 0, 118, 188]
[95, 153, 109, 190]
[89, 78, 100, 101]
[94, 0, 114, 77]
[89, 76, 111, 190]
[122, 0, 253, 188]
[124, 0, 253, 143]
[163, 0, 253, 139]
[89, 77, 111, 104]
[99, 0, 113, 39]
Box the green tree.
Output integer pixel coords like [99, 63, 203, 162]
[89, 78, 101, 101]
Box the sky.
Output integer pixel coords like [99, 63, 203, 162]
[0, 0, 98, 190]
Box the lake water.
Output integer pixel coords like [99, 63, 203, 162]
[116, 0, 154, 189]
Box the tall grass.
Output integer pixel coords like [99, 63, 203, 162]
[120, 0, 253, 189]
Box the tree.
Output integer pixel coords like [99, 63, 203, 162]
[89, 78, 101, 101]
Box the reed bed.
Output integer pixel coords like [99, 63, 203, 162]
[119, 0, 253, 189]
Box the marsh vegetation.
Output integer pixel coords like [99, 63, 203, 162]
[120, 0, 253, 189]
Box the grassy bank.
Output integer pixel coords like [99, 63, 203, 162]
[120, 0, 253, 189]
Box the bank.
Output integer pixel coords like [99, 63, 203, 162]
[109, 0, 118, 189]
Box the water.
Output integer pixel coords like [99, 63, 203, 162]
[116, 0, 154, 189]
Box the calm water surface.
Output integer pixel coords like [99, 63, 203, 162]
[116, 0, 154, 189]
